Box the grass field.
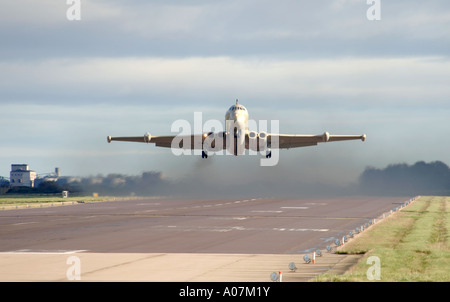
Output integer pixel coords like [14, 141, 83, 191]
[314, 196, 450, 281]
[0, 194, 129, 209]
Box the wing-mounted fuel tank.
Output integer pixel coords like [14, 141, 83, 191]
[144, 132, 152, 143]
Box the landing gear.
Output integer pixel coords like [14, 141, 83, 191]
[202, 150, 208, 159]
[265, 150, 272, 159]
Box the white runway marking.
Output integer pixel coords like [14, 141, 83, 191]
[0, 249, 88, 255]
[209, 217, 248, 220]
[281, 207, 309, 209]
[152, 225, 329, 232]
[10, 222, 37, 226]
[251, 210, 283, 213]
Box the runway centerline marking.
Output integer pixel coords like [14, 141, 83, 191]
[10, 222, 37, 226]
[251, 210, 283, 213]
[209, 217, 248, 220]
[281, 207, 309, 209]
[151, 225, 329, 232]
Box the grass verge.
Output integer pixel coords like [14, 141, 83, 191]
[314, 196, 450, 281]
[0, 195, 135, 208]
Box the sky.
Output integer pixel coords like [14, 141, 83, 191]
[1, 0, 450, 190]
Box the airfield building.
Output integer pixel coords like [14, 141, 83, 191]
[10, 164, 37, 188]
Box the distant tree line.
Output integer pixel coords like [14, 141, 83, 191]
[2, 161, 450, 197]
[359, 161, 450, 196]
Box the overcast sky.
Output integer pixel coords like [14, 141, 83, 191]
[1, 0, 449, 189]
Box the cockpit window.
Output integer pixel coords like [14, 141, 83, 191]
[229, 105, 246, 111]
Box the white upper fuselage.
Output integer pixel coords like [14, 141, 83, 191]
[224, 100, 249, 155]
[225, 100, 249, 135]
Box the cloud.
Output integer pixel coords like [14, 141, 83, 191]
[1, 0, 450, 59]
[1, 56, 449, 109]
[1, 53, 450, 180]
[1, 0, 450, 191]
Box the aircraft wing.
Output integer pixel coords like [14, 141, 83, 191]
[268, 132, 366, 149]
[107, 133, 206, 149]
[108, 131, 366, 151]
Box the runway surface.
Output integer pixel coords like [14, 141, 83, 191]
[0, 196, 408, 254]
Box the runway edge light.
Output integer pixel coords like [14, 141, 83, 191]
[288, 262, 297, 272]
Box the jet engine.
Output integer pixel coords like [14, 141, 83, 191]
[258, 131, 268, 151]
[248, 131, 259, 151]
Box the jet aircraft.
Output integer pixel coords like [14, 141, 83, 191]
[107, 100, 366, 159]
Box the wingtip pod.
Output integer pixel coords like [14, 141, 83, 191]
[361, 134, 367, 142]
[107, 136, 112, 143]
[144, 132, 151, 143]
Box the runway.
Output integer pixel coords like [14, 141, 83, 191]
[0, 196, 407, 254]
[0, 196, 409, 281]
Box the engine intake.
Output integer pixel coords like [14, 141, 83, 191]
[258, 131, 268, 151]
[248, 131, 259, 151]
